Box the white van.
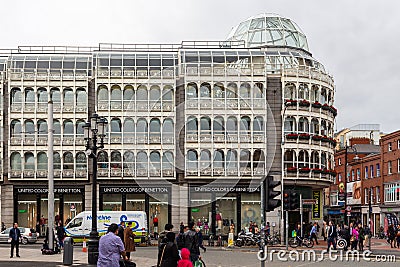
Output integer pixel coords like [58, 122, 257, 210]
[64, 211, 148, 243]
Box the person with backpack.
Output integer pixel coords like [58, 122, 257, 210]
[158, 232, 180, 267]
[177, 225, 189, 250]
[183, 222, 200, 263]
[158, 223, 174, 246]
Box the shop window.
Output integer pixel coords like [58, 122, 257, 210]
[103, 194, 122, 211]
[241, 193, 261, 231]
[150, 195, 168, 236]
[126, 194, 145, 211]
[64, 194, 83, 224]
[17, 195, 37, 229]
[190, 192, 212, 235]
[215, 194, 237, 235]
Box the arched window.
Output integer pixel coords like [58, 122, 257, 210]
[123, 151, 135, 169]
[163, 86, 174, 102]
[321, 87, 327, 104]
[11, 120, 22, 137]
[136, 118, 148, 142]
[37, 88, 48, 103]
[37, 152, 47, 170]
[111, 151, 122, 169]
[321, 120, 327, 136]
[213, 116, 225, 135]
[51, 88, 61, 103]
[63, 88, 74, 104]
[284, 116, 296, 133]
[98, 85, 109, 102]
[226, 116, 238, 136]
[311, 151, 320, 169]
[284, 83, 296, 99]
[137, 85, 148, 110]
[311, 118, 320, 135]
[123, 85, 134, 102]
[150, 118, 161, 143]
[162, 151, 174, 171]
[226, 83, 237, 98]
[187, 150, 198, 170]
[76, 152, 86, 170]
[63, 120, 74, 136]
[163, 119, 174, 142]
[10, 152, 22, 170]
[284, 150, 296, 170]
[76, 120, 85, 136]
[24, 120, 35, 137]
[98, 151, 109, 169]
[253, 83, 264, 98]
[200, 83, 211, 98]
[54, 120, 61, 137]
[150, 85, 161, 102]
[311, 85, 319, 102]
[214, 150, 224, 168]
[321, 152, 327, 169]
[24, 152, 35, 170]
[11, 88, 22, 104]
[25, 88, 35, 103]
[186, 83, 198, 99]
[110, 118, 122, 137]
[239, 82, 251, 99]
[37, 120, 48, 136]
[150, 151, 161, 173]
[54, 152, 61, 170]
[298, 117, 309, 133]
[240, 116, 251, 134]
[136, 151, 148, 171]
[63, 152, 74, 170]
[186, 116, 198, 135]
[253, 116, 264, 134]
[123, 118, 135, 143]
[226, 149, 237, 169]
[76, 88, 87, 105]
[298, 84, 309, 100]
[253, 150, 265, 170]
[200, 150, 211, 169]
[200, 116, 211, 135]
[240, 150, 251, 169]
[298, 150, 309, 168]
[111, 85, 122, 101]
[213, 83, 225, 99]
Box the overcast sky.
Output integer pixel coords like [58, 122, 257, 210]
[2, 0, 399, 133]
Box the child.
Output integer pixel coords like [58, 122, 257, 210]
[177, 248, 193, 267]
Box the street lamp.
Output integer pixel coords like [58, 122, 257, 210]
[83, 113, 107, 265]
[344, 144, 359, 226]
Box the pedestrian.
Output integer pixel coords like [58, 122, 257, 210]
[322, 221, 327, 241]
[358, 223, 364, 251]
[396, 225, 400, 249]
[196, 227, 206, 253]
[118, 221, 125, 244]
[177, 225, 189, 250]
[124, 221, 136, 260]
[158, 223, 174, 246]
[56, 222, 65, 249]
[9, 222, 21, 258]
[97, 223, 128, 267]
[177, 248, 193, 267]
[310, 222, 319, 245]
[180, 222, 185, 234]
[35, 222, 40, 236]
[351, 226, 359, 250]
[265, 222, 270, 236]
[388, 224, 396, 248]
[326, 221, 336, 251]
[158, 232, 180, 267]
[40, 215, 46, 237]
[183, 221, 200, 263]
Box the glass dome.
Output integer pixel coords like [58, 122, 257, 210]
[226, 14, 309, 51]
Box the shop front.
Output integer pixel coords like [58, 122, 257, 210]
[99, 184, 171, 238]
[188, 184, 260, 236]
[14, 186, 85, 235]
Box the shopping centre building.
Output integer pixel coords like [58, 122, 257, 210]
[0, 14, 336, 236]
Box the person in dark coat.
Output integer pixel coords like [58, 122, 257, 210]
[158, 232, 180, 267]
[118, 221, 125, 244]
[9, 223, 21, 258]
[56, 222, 65, 249]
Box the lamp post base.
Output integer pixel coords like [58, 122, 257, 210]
[87, 230, 99, 265]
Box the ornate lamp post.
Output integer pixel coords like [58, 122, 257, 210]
[83, 113, 107, 265]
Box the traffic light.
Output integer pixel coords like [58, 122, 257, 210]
[283, 191, 300, 210]
[265, 175, 281, 212]
[283, 191, 290, 210]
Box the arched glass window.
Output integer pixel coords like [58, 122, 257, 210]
[98, 85, 109, 101]
[24, 120, 35, 137]
[150, 85, 161, 102]
[321, 88, 327, 104]
[311, 118, 319, 135]
[240, 116, 251, 134]
[311, 151, 320, 169]
[253, 149, 265, 169]
[239, 83, 251, 99]
[200, 83, 211, 98]
[298, 117, 309, 133]
[63, 88, 74, 104]
[54, 152, 61, 170]
[38, 88, 48, 103]
[123, 118, 135, 142]
[37, 152, 48, 170]
[163, 86, 174, 101]
[321, 152, 327, 169]
[76, 88, 87, 105]
[10, 152, 22, 170]
[110, 118, 122, 137]
[321, 120, 327, 136]
[11, 120, 22, 137]
[37, 120, 48, 136]
[150, 151, 161, 172]
[298, 84, 309, 100]
[136, 118, 148, 141]
[63, 120, 74, 136]
[284, 150, 296, 169]
[186, 83, 198, 99]
[25, 88, 35, 103]
[213, 83, 225, 98]
[111, 85, 122, 101]
[187, 150, 198, 170]
[311, 85, 319, 102]
[111, 151, 122, 169]
[253, 83, 263, 98]
[150, 118, 161, 143]
[162, 119, 174, 135]
[226, 116, 238, 136]
[253, 116, 264, 134]
[136, 151, 148, 171]
[226, 83, 237, 98]
[123, 85, 134, 101]
[214, 150, 224, 168]
[11, 88, 22, 104]
[213, 116, 225, 135]
[98, 151, 109, 169]
[200, 150, 211, 169]
[137, 85, 147, 101]
[186, 116, 198, 135]
[63, 152, 74, 170]
[284, 83, 296, 99]
[298, 150, 309, 168]
[76, 152, 86, 170]
[284, 116, 296, 133]
[200, 116, 211, 135]
[24, 152, 35, 170]
[54, 120, 61, 137]
[226, 149, 237, 169]
[51, 88, 61, 103]
[76, 120, 85, 135]
[123, 151, 135, 169]
[162, 151, 174, 170]
[240, 150, 251, 168]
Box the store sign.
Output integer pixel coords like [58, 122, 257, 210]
[15, 187, 84, 194]
[346, 181, 361, 205]
[190, 185, 260, 193]
[191, 208, 200, 212]
[312, 191, 321, 220]
[338, 182, 346, 201]
[18, 209, 27, 213]
[100, 186, 169, 194]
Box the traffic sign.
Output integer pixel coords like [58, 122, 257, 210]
[302, 199, 317, 205]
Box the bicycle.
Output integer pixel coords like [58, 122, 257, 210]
[289, 236, 314, 248]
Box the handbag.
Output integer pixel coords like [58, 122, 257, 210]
[8, 238, 12, 243]
[350, 236, 355, 242]
[158, 245, 166, 267]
